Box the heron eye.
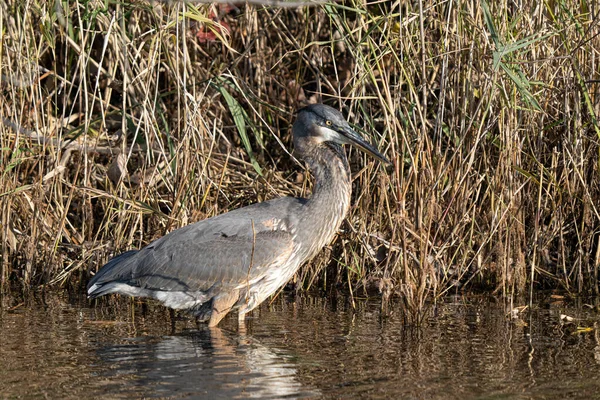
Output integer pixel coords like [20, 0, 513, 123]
[325, 120, 332, 126]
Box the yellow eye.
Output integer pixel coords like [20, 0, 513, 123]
[325, 120, 332, 126]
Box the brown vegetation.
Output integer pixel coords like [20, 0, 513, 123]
[1, 0, 599, 315]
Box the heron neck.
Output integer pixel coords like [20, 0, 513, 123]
[301, 143, 352, 237]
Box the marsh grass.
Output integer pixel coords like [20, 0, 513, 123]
[1, 0, 599, 318]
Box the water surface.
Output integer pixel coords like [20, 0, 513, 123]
[1, 293, 599, 399]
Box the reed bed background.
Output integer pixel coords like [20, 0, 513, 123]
[1, 0, 599, 316]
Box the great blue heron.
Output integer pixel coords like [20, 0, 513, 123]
[88, 104, 389, 327]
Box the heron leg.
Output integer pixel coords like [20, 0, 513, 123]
[237, 312, 247, 334]
[208, 290, 239, 327]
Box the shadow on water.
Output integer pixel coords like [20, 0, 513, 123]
[1, 293, 600, 399]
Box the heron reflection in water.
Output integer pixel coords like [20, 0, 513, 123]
[88, 104, 389, 327]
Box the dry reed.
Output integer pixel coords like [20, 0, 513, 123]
[1, 0, 599, 317]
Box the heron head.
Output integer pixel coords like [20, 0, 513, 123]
[293, 104, 390, 164]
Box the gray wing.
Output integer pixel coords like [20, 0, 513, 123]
[89, 197, 300, 292]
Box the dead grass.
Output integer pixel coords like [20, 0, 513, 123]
[1, 0, 600, 317]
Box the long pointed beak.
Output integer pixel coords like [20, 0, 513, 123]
[341, 126, 391, 164]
